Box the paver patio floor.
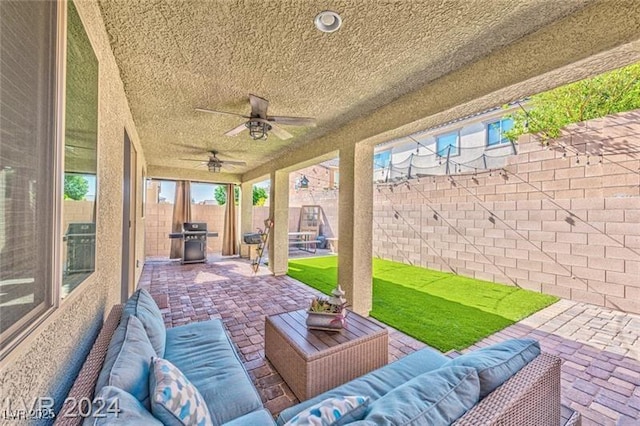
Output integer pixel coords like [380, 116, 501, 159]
[139, 257, 640, 425]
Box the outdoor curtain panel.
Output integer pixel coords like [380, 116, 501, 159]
[222, 184, 238, 256]
[170, 180, 192, 259]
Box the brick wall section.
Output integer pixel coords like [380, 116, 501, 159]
[252, 206, 301, 233]
[145, 203, 226, 257]
[251, 167, 340, 236]
[288, 167, 340, 237]
[373, 110, 640, 314]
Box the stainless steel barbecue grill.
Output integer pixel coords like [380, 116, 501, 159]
[169, 222, 218, 264]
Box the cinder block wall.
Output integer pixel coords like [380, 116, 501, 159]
[251, 206, 302, 233]
[144, 203, 226, 257]
[373, 110, 640, 314]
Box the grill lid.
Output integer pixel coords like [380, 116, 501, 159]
[183, 222, 207, 232]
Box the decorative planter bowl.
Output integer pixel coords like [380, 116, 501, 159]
[306, 310, 347, 331]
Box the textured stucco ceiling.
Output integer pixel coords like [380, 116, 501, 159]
[97, 0, 639, 182]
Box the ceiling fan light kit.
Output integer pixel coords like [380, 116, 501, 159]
[195, 94, 316, 141]
[246, 120, 271, 140]
[207, 162, 221, 173]
[181, 150, 246, 173]
[315, 11, 342, 33]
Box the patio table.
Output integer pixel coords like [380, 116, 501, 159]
[265, 309, 388, 401]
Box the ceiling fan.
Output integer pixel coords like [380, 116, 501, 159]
[181, 150, 246, 173]
[195, 94, 316, 140]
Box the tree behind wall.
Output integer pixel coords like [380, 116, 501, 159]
[214, 185, 268, 206]
[506, 62, 640, 142]
[64, 174, 89, 200]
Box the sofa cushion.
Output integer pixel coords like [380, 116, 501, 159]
[83, 386, 162, 426]
[444, 338, 541, 398]
[284, 396, 369, 426]
[276, 347, 448, 425]
[221, 409, 276, 426]
[165, 319, 263, 425]
[363, 366, 480, 426]
[123, 288, 166, 357]
[95, 315, 155, 409]
[149, 357, 213, 426]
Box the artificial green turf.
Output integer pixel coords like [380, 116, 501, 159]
[288, 256, 558, 352]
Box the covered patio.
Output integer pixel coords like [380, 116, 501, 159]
[2, 1, 640, 425]
[139, 257, 640, 425]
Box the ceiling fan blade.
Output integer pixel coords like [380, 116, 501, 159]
[195, 108, 249, 119]
[249, 94, 269, 119]
[180, 158, 207, 162]
[222, 160, 247, 166]
[268, 116, 316, 127]
[174, 143, 209, 153]
[268, 122, 293, 140]
[224, 123, 248, 137]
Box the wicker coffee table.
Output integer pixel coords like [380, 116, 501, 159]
[264, 309, 388, 401]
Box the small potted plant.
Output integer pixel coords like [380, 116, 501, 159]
[306, 285, 348, 330]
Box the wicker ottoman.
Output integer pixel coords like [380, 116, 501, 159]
[265, 309, 388, 401]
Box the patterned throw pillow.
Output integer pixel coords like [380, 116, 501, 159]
[284, 396, 369, 426]
[148, 357, 213, 426]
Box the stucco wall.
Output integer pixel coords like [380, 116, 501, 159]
[0, 1, 146, 421]
[373, 110, 640, 314]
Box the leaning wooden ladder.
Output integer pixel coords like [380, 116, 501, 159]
[252, 218, 273, 273]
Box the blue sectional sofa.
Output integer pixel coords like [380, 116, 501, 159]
[56, 289, 565, 426]
[56, 289, 272, 426]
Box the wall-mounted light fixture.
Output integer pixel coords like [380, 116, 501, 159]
[299, 175, 310, 189]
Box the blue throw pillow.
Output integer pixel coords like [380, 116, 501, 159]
[149, 357, 213, 426]
[284, 396, 369, 426]
[96, 315, 156, 409]
[363, 366, 479, 426]
[83, 386, 162, 426]
[444, 338, 541, 398]
[123, 288, 167, 357]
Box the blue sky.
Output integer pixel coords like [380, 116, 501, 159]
[157, 179, 270, 203]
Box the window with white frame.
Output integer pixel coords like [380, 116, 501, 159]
[487, 117, 514, 147]
[436, 131, 459, 156]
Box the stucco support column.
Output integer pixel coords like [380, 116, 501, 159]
[240, 181, 254, 236]
[338, 144, 374, 316]
[268, 170, 289, 276]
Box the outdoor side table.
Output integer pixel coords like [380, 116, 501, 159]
[264, 309, 388, 401]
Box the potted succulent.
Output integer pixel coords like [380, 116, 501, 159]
[306, 285, 348, 330]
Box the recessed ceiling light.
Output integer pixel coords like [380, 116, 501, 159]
[315, 11, 342, 33]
